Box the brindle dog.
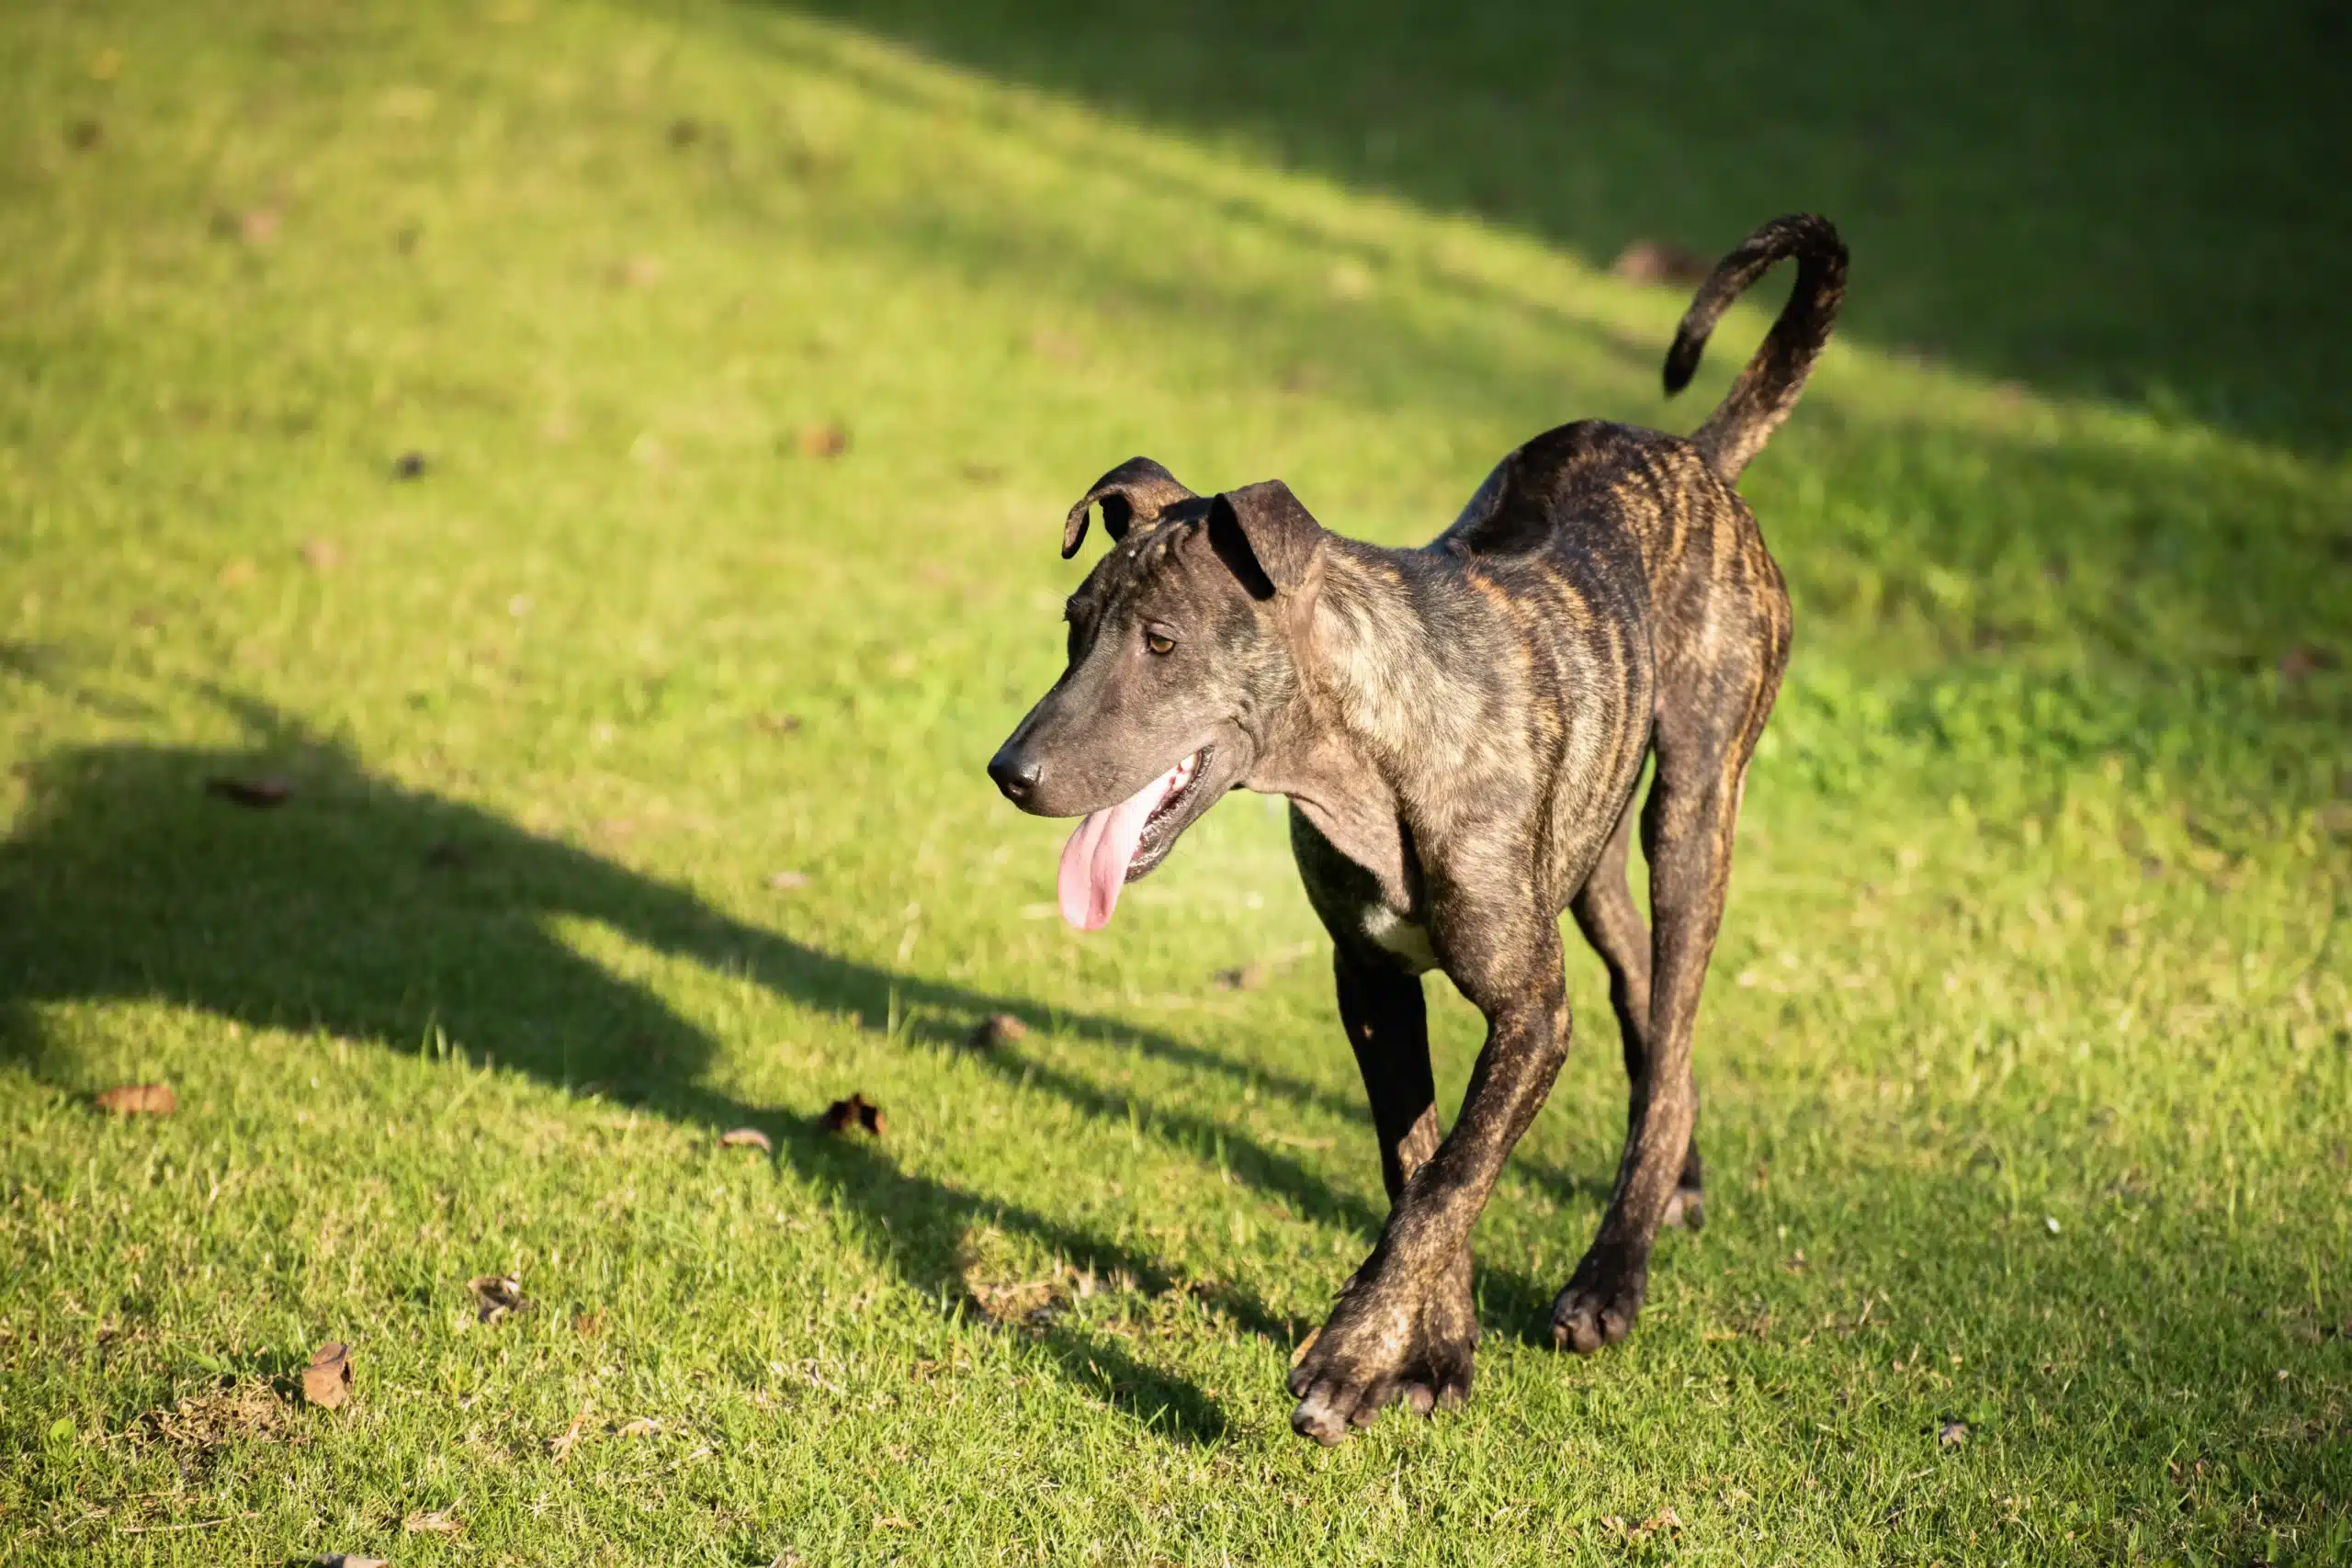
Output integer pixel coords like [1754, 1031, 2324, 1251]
[989, 214, 1846, 1443]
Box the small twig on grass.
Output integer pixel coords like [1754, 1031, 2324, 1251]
[119, 1512, 258, 1534]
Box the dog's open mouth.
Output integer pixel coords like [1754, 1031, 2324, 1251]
[1056, 746, 1211, 931]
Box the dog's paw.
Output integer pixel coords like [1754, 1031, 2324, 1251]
[1659, 1179, 1705, 1232]
[1286, 1259, 1476, 1444]
[1550, 1247, 1649, 1355]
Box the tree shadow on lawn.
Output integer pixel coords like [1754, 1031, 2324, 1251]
[3, 688, 2342, 1499]
[759, 0, 2350, 457]
[0, 689, 1544, 1443]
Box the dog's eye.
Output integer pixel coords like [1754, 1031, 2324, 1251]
[1145, 630, 1176, 657]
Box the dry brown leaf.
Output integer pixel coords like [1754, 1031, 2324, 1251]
[822, 1093, 886, 1137]
[1611, 239, 1713, 288]
[1939, 1418, 1968, 1448]
[2280, 644, 2340, 682]
[466, 1274, 526, 1324]
[1603, 1506, 1684, 1542]
[797, 422, 849, 459]
[967, 1013, 1027, 1049]
[403, 1509, 462, 1536]
[616, 1416, 660, 1438]
[300, 1343, 352, 1409]
[206, 775, 291, 808]
[95, 1083, 176, 1116]
[718, 1126, 774, 1154]
[571, 1309, 605, 1337]
[548, 1410, 590, 1461]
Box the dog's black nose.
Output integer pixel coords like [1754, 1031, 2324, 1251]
[989, 745, 1042, 805]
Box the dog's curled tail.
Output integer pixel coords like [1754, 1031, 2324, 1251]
[1662, 213, 1847, 483]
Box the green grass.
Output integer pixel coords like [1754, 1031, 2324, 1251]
[1, 0, 2347, 1562]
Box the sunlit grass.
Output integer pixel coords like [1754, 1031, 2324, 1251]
[1, 0, 2346, 1562]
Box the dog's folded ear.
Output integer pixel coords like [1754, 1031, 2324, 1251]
[1061, 457, 1198, 558]
[1208, 480, 1325, 601]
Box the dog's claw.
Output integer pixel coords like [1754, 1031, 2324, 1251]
[1551, 1251, 1649, 1356]
[1286, 1265, 1477, 1442]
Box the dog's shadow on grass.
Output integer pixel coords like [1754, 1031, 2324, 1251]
[0, 692, 1452, 1443]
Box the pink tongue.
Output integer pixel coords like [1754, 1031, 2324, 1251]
[1057, 764, 1180, 931]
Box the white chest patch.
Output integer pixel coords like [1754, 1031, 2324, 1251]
[1360, 905, 1438, 974]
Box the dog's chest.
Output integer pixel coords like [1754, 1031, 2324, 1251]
[1357, 903, 1439, 975]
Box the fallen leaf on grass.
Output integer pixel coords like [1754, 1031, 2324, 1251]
[764, 870, 809, 891]
[548, 1411, 590, 1461]
[967, 1013, 1027, 1049]
[95, 1083, 176, 1116]
[1939, 1418, 1969, 1447]
[616, 1417, 661, 1438]
[797, 422, 850, 458]
[2280, 644, 2340, 682]
[311, 1556, 390, 1567]
[300, 1343, 352, 1409]
[1611, 239, 1712, 288]
[822, 1093, 886, 1137]
[1602, 1506, 1683, 1542]
[206, 775, 291, 808]
[571, 1309, 605, 1337]
[466, 1274, 526, 1324]
[718, 1126, 774, 1154]
[403, 1510, 462, 1536]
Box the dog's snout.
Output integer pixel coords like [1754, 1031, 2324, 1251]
[988, 744, 1043, 806]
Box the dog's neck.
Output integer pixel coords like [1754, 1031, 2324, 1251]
[1241, 539, 1504, 905]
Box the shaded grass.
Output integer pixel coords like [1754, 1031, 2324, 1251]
[0, 0, 2347, 1562]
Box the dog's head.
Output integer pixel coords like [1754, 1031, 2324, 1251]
[989, 457, 1326, 931]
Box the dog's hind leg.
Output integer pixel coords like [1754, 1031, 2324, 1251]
[1554, 632, 1781, 1355]
[1568, 780, 1704, 1230]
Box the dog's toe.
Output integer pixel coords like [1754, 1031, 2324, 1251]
[1550, 1256, 1648, 1356]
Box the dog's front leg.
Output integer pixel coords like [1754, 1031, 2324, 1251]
[1290, 918, 1568, 1444]
[1318, 942, 1477, 1420]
